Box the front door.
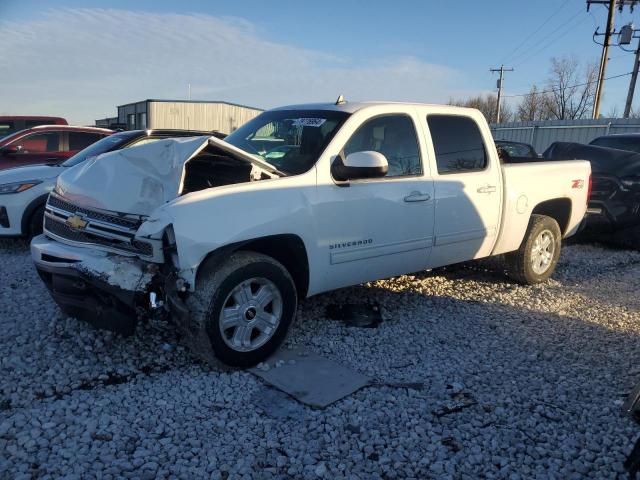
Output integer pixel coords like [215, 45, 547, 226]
[1, 131, 64, 169]
[312, 113, 435, 294]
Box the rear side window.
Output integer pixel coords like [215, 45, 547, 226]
[427, 115, 487, 174]
[69, 132, 103, 151]
[344, 114, 422, 177]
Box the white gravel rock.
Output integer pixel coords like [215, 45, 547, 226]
[0, 238, 639, 478]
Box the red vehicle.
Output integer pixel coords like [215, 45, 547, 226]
[0, 125, 113, 170]
[0, 116, 68, 139]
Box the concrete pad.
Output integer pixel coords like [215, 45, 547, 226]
[250, 348, 371, 408]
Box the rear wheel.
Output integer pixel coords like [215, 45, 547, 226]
[505, 214, 561, 284]
[187, 251, 297, 367]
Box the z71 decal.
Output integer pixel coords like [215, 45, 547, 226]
[571, 179, 585, 189]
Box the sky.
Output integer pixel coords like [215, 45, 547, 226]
[1, 0, 640, 124]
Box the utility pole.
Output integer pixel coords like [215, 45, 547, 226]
[592, 0, 617, 118]
[624, 36, 640, 117]
[490, 65, 514, 123]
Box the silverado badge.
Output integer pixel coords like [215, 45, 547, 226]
[66, 214, 88, 230]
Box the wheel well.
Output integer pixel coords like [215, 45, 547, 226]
[196, 234, 310, 298]
[21, 194, 49, 235]
[531, 198, 572, 235]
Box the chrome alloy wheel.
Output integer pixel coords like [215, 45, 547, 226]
[218, 277, 283, 352]
[531, 229, 555, 275]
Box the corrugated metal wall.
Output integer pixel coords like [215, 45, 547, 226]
[148, 101, 262, 134]
[491, 118, 640, 154]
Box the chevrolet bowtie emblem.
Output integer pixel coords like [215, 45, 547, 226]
[66, 214, 88, 229]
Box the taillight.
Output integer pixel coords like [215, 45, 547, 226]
[586, 173, 592, 205]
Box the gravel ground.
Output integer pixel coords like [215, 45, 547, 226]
[1, 238, 639, 479]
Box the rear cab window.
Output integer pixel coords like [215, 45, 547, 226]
[427, 115, 487, 174]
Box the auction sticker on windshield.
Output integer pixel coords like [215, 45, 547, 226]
[292, 118, 326, 127]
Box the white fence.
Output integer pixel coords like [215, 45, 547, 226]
[490, 118, 640, 154]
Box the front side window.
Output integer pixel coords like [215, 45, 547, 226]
[343, 114, 422, 177]
[427, 115, 487, 174]
[224, 109, 350, 175]
[11, 132, 60, 153]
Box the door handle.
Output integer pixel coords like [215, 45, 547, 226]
[477, 185, 497, 194]
[404, 191, 431, 202]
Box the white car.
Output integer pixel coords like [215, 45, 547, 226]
[31, 100, 591, 367]
[0, 129, 217, 237]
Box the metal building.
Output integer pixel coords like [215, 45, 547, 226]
[491, 118, 640, 154]
[101, 99, 263, 134]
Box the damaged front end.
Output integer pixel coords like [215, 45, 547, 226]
[32, 135, 279, 337]
[31, 235, 157, 335]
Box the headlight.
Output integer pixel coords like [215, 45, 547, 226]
[0, 180, 42, 194]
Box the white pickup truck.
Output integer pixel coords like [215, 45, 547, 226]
[31, 100, 591, 366]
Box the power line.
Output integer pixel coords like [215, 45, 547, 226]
[501, 0, 571, 65]
[512, 11, 591, 67]
[507, 6, 586, 65]
[503, 71, 632, 98]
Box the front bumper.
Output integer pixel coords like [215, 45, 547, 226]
[31, 234, 154, 335]
[585, 175, 640, 233]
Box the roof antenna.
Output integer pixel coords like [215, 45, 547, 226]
[335, 94, 346, 105]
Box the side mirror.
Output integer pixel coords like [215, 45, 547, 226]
[1, 145, 22, 154]
[332, 151, 388, 182]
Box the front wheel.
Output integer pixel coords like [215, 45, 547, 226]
[187, 251, 297, 367]
[505, 214, 562, 284]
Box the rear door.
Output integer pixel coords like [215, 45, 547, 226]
[424, 113, 502, 267]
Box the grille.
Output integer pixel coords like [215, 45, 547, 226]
[47, 194, 140, 229]
[45, 217, 153, 256]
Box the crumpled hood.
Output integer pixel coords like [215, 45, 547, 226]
[0, 163, 65, 183]
[55, 136, 278, 216]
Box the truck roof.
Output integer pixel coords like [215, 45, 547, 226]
[270, 101, 480, 115]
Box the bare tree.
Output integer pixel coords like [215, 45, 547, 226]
[544, 56, 597, 120]
[605, 105, 620, 118]
[516, 85, 550, 121]
[448, 94, 513, 123]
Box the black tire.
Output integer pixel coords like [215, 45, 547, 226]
[505, 214, 562, 284]
[186, 251, 297, 367]
[28, 204, 45, 236]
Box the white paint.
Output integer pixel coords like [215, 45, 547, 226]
[343, 151, 388, 169]
[55, 136, 277, 217]
[0, 165, 62, 236]
[30, 235, 152, 292]
[516, 195, 528, 214]
[32, 101, 591, 299]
